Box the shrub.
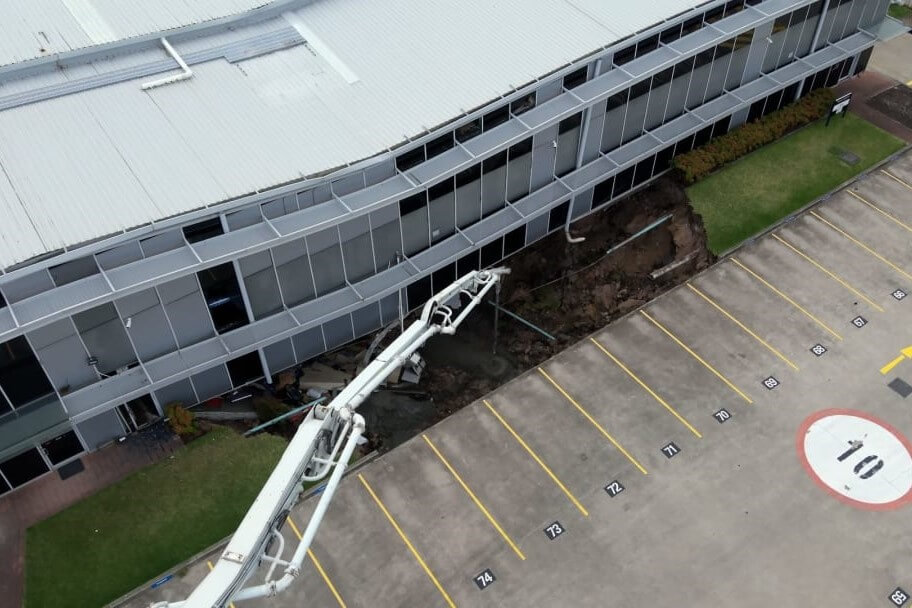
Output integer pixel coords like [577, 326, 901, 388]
[673, 88, 836, 184]
[165, 402, 196, 436]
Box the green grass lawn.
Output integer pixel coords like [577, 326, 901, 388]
[25, 426, 287, 608]
[687, 112, 904, 255]
[888, 2, 912, 19]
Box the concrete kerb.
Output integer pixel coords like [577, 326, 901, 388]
[105, 449, 381, 608]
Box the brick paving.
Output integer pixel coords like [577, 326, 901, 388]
[835, 69, 912, 143]
[0, 427, 180, 608]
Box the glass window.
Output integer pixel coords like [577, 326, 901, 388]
[481, 151, 508, 217]
[396, 147, 426, 172]
[653, 145, 676, 176]
[399, 193, 430, 255]
[503, 226, 526, 258]
[563, 67, 588, 90]
[724, 0, 745, 16]
[406, 276, 432, 312]
[49, 257, 99, 287]
[601, 88, 628, 153]
[273, 240, 316, 307]
[511, 93, 536, 115]
[455, 165, 482, 228]
[633, 156, 654, 188]
[431, 263, 456, 294]
[480, 238, 504, 268]
[239, 251, 283, 319]
[726, 30, 754, 89]
[482, 106, 510, 132]
[0, 337, 54, 409]
[507, 138, 533, 201]
[660, 23, 682, 44]
[613, 166, 635, 198]
[622, 80, 650, 144]
[73, 303, 137, 375]
[614, 45, 635, 66]
[428, 178, 456, 244]
[425, 132, 454, 159]
[227, 351, 263, 387]
[682, 16, 702, 36]
[644, 67, 674, 131]
[704, 6, 725, 23]
[456, 250, 480, 276]
[555, 113, 583, 178]
[455, 118, 482, 143]
[183, 218, 224, 244]
[592, 175, 615, 209]
[41, 430, 83, 465]
[674, 133, 696, 157]
[635, 34, 659, 58]
[197, 264, 249, 334]
[548, 202, 570, 233]
[694, 125, 714, 148]
[0, 448, 48, 487]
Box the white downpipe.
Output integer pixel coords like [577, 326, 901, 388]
[142, 38, 193, 90]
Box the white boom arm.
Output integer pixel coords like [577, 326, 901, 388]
[152, 267, 508, 608]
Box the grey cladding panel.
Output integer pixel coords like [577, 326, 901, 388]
[190, 365, 232, 402]
[264, 339, 295, 374]
[76, 410, 124, 449]
[292, 326, 325, 363]
[155, 379, 197, 408]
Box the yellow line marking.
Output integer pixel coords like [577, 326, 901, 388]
[589, 337, 702, 438]
[771, 234, 885, 312]
[206, 561, 237, 608]
[421, 434, 527, 559]
[882, 169, 912, 191]
[686, 283, 799, 371]
[810, 210, 912, 284]
[881, 354, 906, 375]
[287, 517, 348, 608]
[639, 310, 754, 403]
[847, 190, 912, 235]
[537, 367, 649, 474]
[482, 399, 589, 516]
[358, 474, 457, 608]
[730, 258, 842, 341]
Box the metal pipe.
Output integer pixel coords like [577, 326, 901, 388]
[142, 38, 193, 90]
[486, 301, 556, 341]
[605, 214, 673, 256]
[243, 397, 326, 437]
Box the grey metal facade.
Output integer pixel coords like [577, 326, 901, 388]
[0, 0, 891, 493]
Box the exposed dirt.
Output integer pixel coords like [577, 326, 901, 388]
[868, 84, 912, 130]
[357, 175, 714, 452]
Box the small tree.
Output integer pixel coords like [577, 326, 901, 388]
[165, 402, 196, 436]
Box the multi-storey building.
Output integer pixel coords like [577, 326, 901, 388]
[0, 0, 897, 493]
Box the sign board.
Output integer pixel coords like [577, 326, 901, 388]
[826, 92, 852, 125]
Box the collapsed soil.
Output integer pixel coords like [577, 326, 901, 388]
[358, 174, 715, 452]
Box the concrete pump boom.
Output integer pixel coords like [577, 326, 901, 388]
[151, 267, 509, 608]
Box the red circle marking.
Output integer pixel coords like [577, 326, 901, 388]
[796, 408, 912, 511]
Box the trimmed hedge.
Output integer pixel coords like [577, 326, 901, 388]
[673, 88, 836, 184]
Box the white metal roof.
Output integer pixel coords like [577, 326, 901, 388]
[0, 0, 703, 271]
[0, 0, 270, 67]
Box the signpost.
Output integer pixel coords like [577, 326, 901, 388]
[826, 92, 852, 126]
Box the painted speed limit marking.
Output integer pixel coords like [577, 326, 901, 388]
[797, 409, 912, 510]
